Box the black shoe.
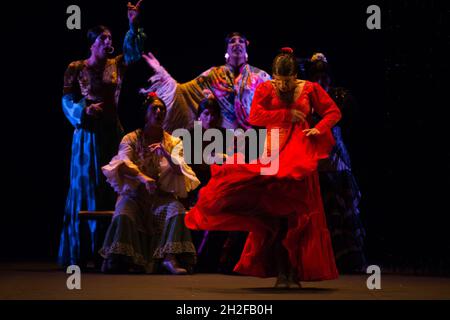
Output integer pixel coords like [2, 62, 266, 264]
[162, 259, 188, 275]
[101, 256, 129, 274]
[287, 271, 302, 289]
[274, 273, 289, 289]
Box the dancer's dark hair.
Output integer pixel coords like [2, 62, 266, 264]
[87, 25, 111, 47]
[272, 47, 298, 76]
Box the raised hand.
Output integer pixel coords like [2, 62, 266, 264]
[127, 0, 143, 25]
[142, 52, 162, 73]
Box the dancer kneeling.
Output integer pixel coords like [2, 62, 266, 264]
[100, 92, 200, 274]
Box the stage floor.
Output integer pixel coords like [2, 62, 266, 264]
[1, 262, 449, 300]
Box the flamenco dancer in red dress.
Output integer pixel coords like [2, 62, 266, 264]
[185, 48, 341, 288]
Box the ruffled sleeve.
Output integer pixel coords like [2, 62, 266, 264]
[309, 82, 342, 133]
[140, 64, 205, 132]
[102, 132, 141, 195]
[158, 134, 201, 198]
[249, 81, 292, 127]
[123, 24, 147, 65]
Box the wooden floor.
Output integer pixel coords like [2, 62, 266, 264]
[1, 262, 449, 300]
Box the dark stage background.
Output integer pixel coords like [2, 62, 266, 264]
[1, 0, 449, 275]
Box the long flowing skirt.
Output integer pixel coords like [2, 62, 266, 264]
[100, 189, 196, 273]
[186, 124, 339, 281]
[58, 128, 118, 267]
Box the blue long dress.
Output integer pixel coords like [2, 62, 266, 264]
[315, 86, 367, 273]
[58, 25, 146, 267]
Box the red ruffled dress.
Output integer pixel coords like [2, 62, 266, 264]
[185, 80, 341, 281]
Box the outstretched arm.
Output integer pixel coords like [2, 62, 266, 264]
[123, 0, 147, 65]
[141, 52, 205, 131]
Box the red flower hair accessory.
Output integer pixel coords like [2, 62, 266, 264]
[281, 47, 294, 54]
[147, 92, 158, 98]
